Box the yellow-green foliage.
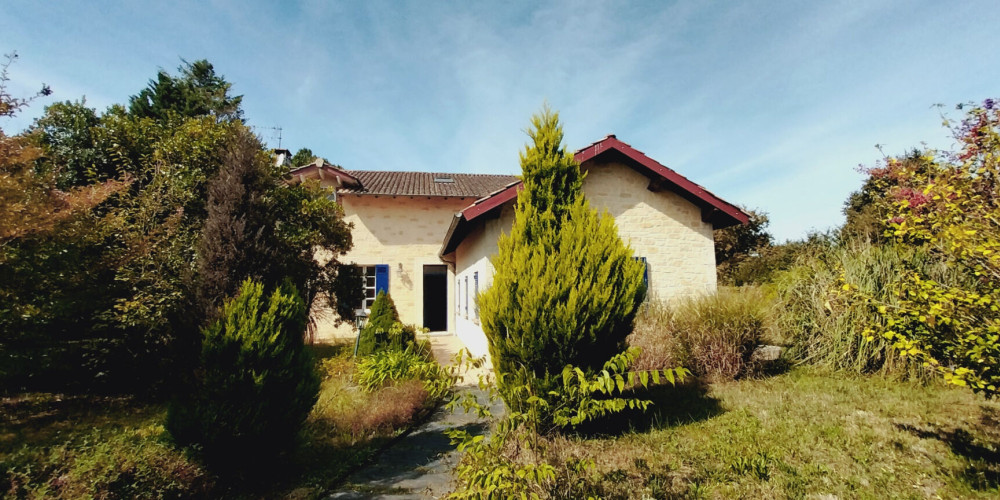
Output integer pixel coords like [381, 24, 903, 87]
[850, 100, 1000, 396]
[446, 349, 686, 499]
[357, 291, 417, 356]
[478, 107, 646, 422]
[355, 344, 454, 400]
[774, 240, 956, 377]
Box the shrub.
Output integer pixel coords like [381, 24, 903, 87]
[166, 279, 320, 468]
[446, 348, 686, 497]
[307, 367, 429, 441]
[336, 380, 428, 438]
[356, 291, 416, 355]
[629, 287, 770, 380]
[478, 107, 646, 428]
[775, 240, 958, 378]
[865, 100, 1000, 396]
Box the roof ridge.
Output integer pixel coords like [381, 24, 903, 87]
[343, 169, 516, 177]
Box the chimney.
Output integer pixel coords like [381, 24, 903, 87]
[274, 148, 292, 168]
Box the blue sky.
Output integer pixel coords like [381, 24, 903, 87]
[2, 1, 997, 241]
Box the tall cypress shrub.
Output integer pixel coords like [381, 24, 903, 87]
[478, 107, 647, 417]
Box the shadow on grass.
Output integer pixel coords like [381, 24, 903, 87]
[0, 393, 159, 450]
[576, 378, 725, 437]
[895, 408, 1000, 491]
[755, 356, 793, 378]
[308, 342, 352, 361]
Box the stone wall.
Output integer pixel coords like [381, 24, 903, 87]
[452, 160, 717, 357]
[582, 161, 717, 301]
[312, 193, 474, 342]
[453, 204, 515, 356]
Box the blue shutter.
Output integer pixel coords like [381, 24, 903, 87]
[375, 264, 389, 295]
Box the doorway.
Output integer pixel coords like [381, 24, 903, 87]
[422, 265, 448, 332]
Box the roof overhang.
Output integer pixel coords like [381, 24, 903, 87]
[440, 181, 522, 257]
[286, 159, 362, 189]
[440, 135, 749, 258]
[574, 135, 748, 228]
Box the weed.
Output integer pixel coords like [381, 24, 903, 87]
[730, 451, 772, 480]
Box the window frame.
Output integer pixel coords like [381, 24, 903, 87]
[358, 264, 390, 313]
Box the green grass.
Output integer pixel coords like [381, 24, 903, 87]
[1, 341, 441, 499]
[552, 367, 1000, 499]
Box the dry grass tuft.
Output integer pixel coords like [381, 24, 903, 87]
[629, 287, 772, 381]
[332, 380, 427, 438]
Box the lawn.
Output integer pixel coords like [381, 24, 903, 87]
[5, 350, 999, 499]
[545, 367, 1000, 499]
[0, 342, 440, 499]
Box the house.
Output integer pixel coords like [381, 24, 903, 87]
[289, 135, 748, 356]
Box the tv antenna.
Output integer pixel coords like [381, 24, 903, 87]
[253, 125, 283, 149]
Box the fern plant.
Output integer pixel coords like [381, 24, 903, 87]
[445, 348, 687, 498]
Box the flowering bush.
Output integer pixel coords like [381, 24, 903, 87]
[848, 100, 1000, 397]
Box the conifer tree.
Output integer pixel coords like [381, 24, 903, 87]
[166, 279, 319, 466]
[478, 107, 647, 418]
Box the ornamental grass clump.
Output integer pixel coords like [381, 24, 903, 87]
[166, 279, 320, 468]
[477, 107, 648, 428]
[629, 287, 771, 381]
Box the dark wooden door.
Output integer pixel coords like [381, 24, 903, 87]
[422, 265, 448, 331]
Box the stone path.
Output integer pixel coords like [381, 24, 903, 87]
[326, 335, 500, 499]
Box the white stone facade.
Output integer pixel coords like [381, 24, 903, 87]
[450, 161, 718, 357]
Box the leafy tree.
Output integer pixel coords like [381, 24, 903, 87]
[166, 279, 320, 466]
[128, 59, 242, 121]
[194, 124, 356, 322]
[714, 207, 772, 285]
[0, 54, 126, 391]
[3, 55, 355, 394]
[0, 53, 108, 242]
[478, 107, 647, 426]
[0, 52, 50, 118]
[854, 99, 1000, 397]
[290, 147, 317, 167]
[195, 124, 279, 321]
[841, 150, 934, 243]
[30, 99, 111, 188]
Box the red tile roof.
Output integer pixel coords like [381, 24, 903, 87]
[574, 135, 748, 226]
[337, 171, 519, 198]
[440, 135, 749, 256]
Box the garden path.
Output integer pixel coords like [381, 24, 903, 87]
[325, 335, 501, 499]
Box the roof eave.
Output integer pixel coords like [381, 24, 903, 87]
[440, 213, 465, 258]
[574, 136, 749, 228]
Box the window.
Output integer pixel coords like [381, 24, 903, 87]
[359, 264, 390, 311]
[473, 271, 479, 320]
[456, 278, 461, 314]
[464, 276, 469, 318]
[634, 257, 649, 288]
